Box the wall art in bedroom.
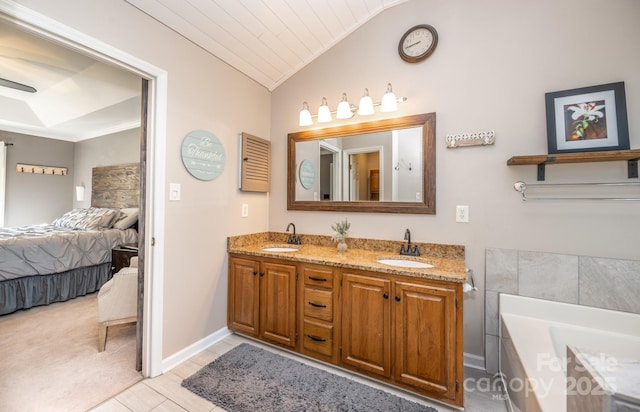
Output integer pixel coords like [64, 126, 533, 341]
[181, 130, 226, 181]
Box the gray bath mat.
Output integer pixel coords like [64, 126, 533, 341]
[182, 343, 438, 411]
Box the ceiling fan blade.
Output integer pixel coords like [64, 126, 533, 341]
[0, 77, 37, 93]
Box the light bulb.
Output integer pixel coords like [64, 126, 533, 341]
[317, 97, 332, 123]
[380, 83, 398, 112]
[336, 93, 353, 119]
[299, 101, 312, 126]
[358, 88, 374, 116]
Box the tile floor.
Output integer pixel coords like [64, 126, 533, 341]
[91, 333, 509, 412]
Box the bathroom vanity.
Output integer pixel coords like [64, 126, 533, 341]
[227, 232, 466, 408]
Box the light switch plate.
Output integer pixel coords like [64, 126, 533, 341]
[169, 183, 181, 201]
[241, 203, 249, 217]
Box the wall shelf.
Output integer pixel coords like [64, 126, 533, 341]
[507, 149, 640, 181]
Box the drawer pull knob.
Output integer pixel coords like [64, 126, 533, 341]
[383, 293, 389, 299]
[308, 301, 327, 308]
[253, 271, 258, 276]
[307, 334, 326, 342]
[260, 272, 265, 277]
[395, 295, 401, 302]
[308, 276, 327, 282]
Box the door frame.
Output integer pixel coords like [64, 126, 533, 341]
[0, 0, 167, 377]
[342, 145, 384, 201]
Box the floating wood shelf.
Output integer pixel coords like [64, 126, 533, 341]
[507, 149, 640, 181]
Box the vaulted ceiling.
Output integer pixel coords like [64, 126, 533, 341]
[0, 0, 406, 141]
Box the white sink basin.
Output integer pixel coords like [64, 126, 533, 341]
[376, 258, 434, 269]
[261, 246, 299, 252]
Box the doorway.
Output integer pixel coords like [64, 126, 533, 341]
[343, 146, 383, 201]
[0, 7, 166, 377]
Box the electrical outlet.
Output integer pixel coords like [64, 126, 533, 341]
[241, 203, 249, 218]
[456, 205, 469, 223]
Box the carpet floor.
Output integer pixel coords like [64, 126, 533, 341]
[0, 293, 141, 412]
[182, 343, 438, 412]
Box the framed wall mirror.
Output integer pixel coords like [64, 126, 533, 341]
[287, 113, 435, 214]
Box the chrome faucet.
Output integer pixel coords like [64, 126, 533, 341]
[286, 223, 301, 245]
[399, 228, 420, 256]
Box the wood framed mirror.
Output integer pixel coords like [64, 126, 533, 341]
[287, 113, 435, 214]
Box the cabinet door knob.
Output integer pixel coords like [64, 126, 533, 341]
[395, 295, 401, 302]
[260, 272, 265, 277]
[383, 293, 389, 299]
[253, 271, 257, 276]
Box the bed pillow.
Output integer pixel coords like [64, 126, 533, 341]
[74, 207, 121, 230]
[52, 208, 89, 228]
[113, 208, 139, 230]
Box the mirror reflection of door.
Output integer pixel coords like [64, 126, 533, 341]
[370, 169, 379, 200]
[347, 151, 380, 201]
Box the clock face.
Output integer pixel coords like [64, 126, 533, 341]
[399, 24, 438, 63]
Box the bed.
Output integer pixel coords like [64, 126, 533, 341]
[0, 163, 140, 315]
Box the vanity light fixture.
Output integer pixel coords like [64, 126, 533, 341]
[298, 83, 407, 126]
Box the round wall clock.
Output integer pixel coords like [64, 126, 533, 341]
[398, 24, 438, 63]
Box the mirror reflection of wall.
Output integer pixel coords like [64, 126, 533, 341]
[392, 127, 422, 202]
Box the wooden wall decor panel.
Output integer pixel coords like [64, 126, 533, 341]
[91, 162, 140, 208]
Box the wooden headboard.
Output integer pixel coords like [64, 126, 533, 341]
[91, 163, 140, 208]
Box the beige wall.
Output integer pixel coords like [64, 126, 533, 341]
[2, 131, 74, 226]
[12, 0, 271, 358]
[73, 128, 141, 209]
[270, 0, 640, 360]
[13, 0, 639, 366]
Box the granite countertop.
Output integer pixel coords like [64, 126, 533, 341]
[228, 232, 467, 284]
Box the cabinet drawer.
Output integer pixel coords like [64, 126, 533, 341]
[304, 288, 333, 321]
[303, 267, 334, 289]
[302, 319, 333, 357]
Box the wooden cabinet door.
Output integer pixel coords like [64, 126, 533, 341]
[260, 261, 297, 348]
[393, 280, 459, 402]
[228, 256, 260, 337]
[341, 272, 391, 377]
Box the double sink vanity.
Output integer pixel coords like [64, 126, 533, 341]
[227, 230, 466, 408]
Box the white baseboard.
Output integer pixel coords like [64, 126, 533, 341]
[161, 327, 231, 373]
[162, 329, 487, 375]
[464, 352, 485, 370]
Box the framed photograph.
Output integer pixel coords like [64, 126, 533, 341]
[545, 82, 629, 154]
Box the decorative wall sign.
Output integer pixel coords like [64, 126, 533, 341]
[298, 159, 315, 189]
[181, 130, 226, 180]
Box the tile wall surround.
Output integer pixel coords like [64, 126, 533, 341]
[484, 247, 640, 374]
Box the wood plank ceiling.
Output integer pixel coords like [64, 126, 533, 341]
[125, 0, 408, 91]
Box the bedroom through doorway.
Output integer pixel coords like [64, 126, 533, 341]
[0, 14, 150, 389]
